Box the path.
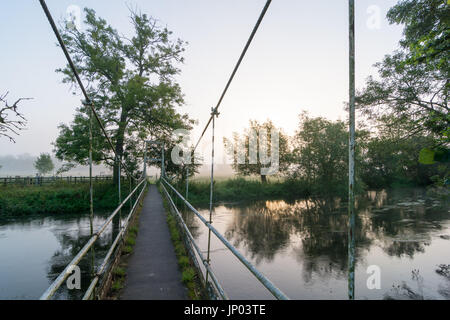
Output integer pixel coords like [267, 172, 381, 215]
[120, 184, 188, 300]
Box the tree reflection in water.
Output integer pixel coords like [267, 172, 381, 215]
[185, 188, 448, 298]
[45, 214, 119, 300]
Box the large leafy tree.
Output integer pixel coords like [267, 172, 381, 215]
[357, 0, 449, 185]
[53, 8, 193, 182]
[290, 113, 367, 196]
[224, 120, 290, 183]
[356, 0, 449, 149]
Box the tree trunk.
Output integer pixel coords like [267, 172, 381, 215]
[112, 108, 128, 185]
[260, 174, 267, 184]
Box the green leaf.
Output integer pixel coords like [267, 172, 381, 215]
[419, 148, 435, 164]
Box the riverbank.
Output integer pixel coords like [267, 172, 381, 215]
[176, 177, 329, 206]
[174, 177, 445, 207]
[0, 181, 134, 216]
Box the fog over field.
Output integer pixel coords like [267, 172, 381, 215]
[0, 153, 234, 177]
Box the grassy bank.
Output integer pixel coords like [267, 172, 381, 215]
[172, 176, 369, 206]
[175, 177, 312, 206]
[0, 181, 136, 216]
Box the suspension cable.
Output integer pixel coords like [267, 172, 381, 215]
[39, 0, 137, 180]
[193, 0, 272, 153]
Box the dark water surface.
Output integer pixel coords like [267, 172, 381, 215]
[0, 212, 122, 299]
[0, 188, 448, 300]
[185, 188, 450, 300]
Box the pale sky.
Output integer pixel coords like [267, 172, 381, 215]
[0, 0, 404, 166]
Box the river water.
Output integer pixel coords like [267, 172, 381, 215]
[185, 188, 450, 300]
[0, 212, 122, 299]
[0, 188, 448, 299]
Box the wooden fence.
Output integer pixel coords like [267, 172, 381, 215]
[0, 176, 115, 186]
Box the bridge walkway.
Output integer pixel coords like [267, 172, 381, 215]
[120, 184, 188, 300]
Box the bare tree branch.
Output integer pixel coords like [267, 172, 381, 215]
[0, 92, 31, 143]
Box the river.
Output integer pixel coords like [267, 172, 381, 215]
[0, 212, 122, 299]
[0, 188, 448, 299]
[186, 188, 449, 299]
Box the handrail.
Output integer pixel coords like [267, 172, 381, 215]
[83, 179, 147, 300]
[40, 178, 147, 300]
[160, 182, 228, 300]
[161, 177, 290, 300]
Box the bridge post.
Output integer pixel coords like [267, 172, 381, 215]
[118, 157, 122, 231]
[348, 0, 356, 301]
[185, 166, 189, 200]
[161, 142, 165, 178]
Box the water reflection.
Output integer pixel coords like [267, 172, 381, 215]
[0, 213, 121, 300]
[187, 188, 449, 299]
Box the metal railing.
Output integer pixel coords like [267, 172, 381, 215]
[40, 177, 147, 300]
[161, 177, 290, 300]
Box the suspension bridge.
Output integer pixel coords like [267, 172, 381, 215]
[36, 0, 357, 300]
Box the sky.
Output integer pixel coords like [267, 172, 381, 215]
[0, 0, 404, 171]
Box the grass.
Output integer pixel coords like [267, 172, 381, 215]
[174, 175, 361, 207]
[178, 177, 313, 206]
[0, 181, 137, 216]
[105, 184, 147, 299]
[182, 268, 196, 284]
[159, 183, 205, 300]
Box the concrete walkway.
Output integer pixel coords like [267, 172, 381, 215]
[120, 184, 188, 300]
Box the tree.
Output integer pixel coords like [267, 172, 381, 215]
[34, 153, 55, 176]
[0, 92, 30, 143]
[56, 163, 77, 176]
[360, 116, 440, 188]
[53, 8, 193, 183]
[224, 120, 290, 183]
[356, 0, 449, 185]
[290, 113, 367, 196]
[356, 0, 449, 144]
[146, 131, 202, 182]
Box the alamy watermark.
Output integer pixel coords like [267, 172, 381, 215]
[171, 128, 280, 175]
[366, 5, 381, 30]
[66, 5, 82, 31]
[366, 265, 381, 290]
[66, 265, 81, 290]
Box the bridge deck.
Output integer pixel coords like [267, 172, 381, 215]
[120, 184, 188, 300]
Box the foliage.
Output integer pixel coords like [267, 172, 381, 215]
[360, 134, 441, 188]
[357, 0, 449, 187]
[147, 133, 202, 182]
[178, 177, 311, 206]
[56, 163, 77, 176]
[290, 113, 366, 197]
[387, 0, 449, 72]
[357, 0, 449, 145]
[53, 7, 194, 182]
[223, 120, 290, 183]
[34, 153, 55, 176]
[162, 187, 203, 299]
[0, 181, 134, 216]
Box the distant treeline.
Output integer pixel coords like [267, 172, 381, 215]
[0, 154, 109, 176]
[220, 114, 445, 201]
